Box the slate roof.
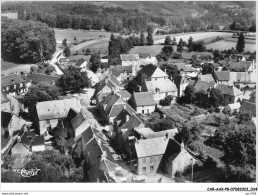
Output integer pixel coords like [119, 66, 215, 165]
[117, 90, 131, 99]
[145, 79, 178, 93]
[139, 53, 151, 59]
[120, 114, 144, 132]
[31, 135, 45, 146]
[20, 131, 37, 148]
[138, 64, 166, 78]
[134, 137, 169, 158]
[132, 92, 156, 106]
[27, 73, 60, 84]
[173, 63, 196, 72]
[120, 54, 139, 61]
[141, 128, 179, 139]
[194, 80, 215, 92]
[1, 74, 29, 87]
[229, 61, 252, 71]
[215, 84, 243, 96]
[109, 104, 136, 117]
[199, 74, 215, 83]
[112, 65, 132, 74]
[36, 98, 81, 120]
[240, 100, 256, 117]
[110, 69, 120, 78]
[214, 71, 230, 81]
[75, 58, 86, 67]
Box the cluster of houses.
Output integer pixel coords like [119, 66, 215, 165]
[1, 47, 256, 182]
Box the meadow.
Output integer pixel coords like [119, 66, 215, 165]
[206, 40, 256, 52]
[129, 45, 164, 56]
[1, 59, 35, 76]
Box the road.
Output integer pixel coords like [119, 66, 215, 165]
[1, 135, 18, 155]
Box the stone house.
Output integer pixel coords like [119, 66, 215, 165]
[27, 73, 60, 86]
[129, 92, 156, 114]
[75, 58, 88, 69]
[120, 54, 140, 66]
[138, 53, 158, 65]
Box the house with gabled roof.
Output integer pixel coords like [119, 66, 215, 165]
[139, 53, 157, 65]
[27, 73, 60, 86]
[36, 97, 81, 135]
[129, 92, 156, 114]
[229, 61, 255, 72]
[110, 66, 134, 83]
[134, 127, 178, 140]
[198, 73, 216, 83]
[75, 58, 88, 69]
[214, 71, 231, 85]
[215, 83, 243, 105]
[120, 54, 140, 66]
[1, 74, 31, 96]
[116, 90, 131, 103]
[98, 92, 136, 124]
[240, 99, 256, 117]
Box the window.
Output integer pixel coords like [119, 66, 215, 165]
[142, 110, 144, 114]
[150, 166, 154, 172]
[150, 156, 154, 163]
[142, 167, 146, 173]
[142, 158, 146, 163]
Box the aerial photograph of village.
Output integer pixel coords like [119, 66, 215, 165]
[1, 1, 256, 184]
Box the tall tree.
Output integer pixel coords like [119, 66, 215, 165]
[63, 47, 71, 57]
[177, 38, 184, 53]
[140, 31, 145, 46]
[188, 36, 193, 52]
[209, 88, 225, 107]
[236, 33, 245, 53]
[58, 66, 90, 93]
[146, 25, 154, 45]
[172, 37, 177, 45]
[89, 54, 101, 73]
[164, 36, 172, 45]
[184, 85, 196, 103]
[62, 39, 67, 47]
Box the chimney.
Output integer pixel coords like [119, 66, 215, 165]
[123, 105, 126, 110]
[126, 114, 130, 122]
[17, 136, 21, 143]
[181, 142, 184, 150]
[138, 85, 141, 92]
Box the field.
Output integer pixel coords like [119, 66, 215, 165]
[129, 45, 164, 56]
[206, 40, 256, 52]
[1, 12, 18, 19]
[1, 59, 35, 76]
[54, 28, 118, 44]
[154, 32, 233, 44]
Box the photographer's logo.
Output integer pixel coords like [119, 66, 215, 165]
[17, 168, 40, 177]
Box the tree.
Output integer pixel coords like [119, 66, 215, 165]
[126, 79, 139, 94]
[209, 88, 225, 107]
[45, 65, 55, 75]
[50, 119, 66, 153]
[213, 49, 223, 62]
[1, 17, 56, 63]
[89, 54, 101, 73]
[85, 48, 91, 54]
[146, 25, 154, 45]
[172, 37, 177, 45]
[164, 36, 172, 45]
[229, 21, 236, 30]
[236, 33, 245, 53]
[202, 63, 215, 75]
[249, 24, 256, 32]
[24, 83, 61, 120]
[2, 171, 21, 182]
[62, 39, 67, 47]
[74, 36, 77, 43]
[177, 38, 184, 53]
[63, 47, 71, 57]
[188, 36, 193, 52]
[157, 46, 174, 61]
[140, 31, 145, 46]
[184, 85, 196, 103]
[160, 64, 180, 80]
[58, 66, 90, 93]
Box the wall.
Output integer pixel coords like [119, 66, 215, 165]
[179, 83, 189, 97]
[136, 105, 155, 114]
[32, 145, 45, 152]
[137, 154, 163, 175]
[122, 60, 139, 66]
[224, 94, 243, 105]
[153, 91, 177, 102]
[39, 119, 59, 135]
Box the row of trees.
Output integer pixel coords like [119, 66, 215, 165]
[1, 17, 56, 64]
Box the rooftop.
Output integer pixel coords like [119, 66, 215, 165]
[145, 79, 178, 93]
[194, 80, 215, 92]
[240, 100, 256, 117]
[134, 137, 169, 158]
[1, 74, 30, 87]
[27, 73, 60, 84]
[215, 84, 243, 96]
[214, 71, 230, 81]
[120, 54, 139, 61]
[133, 92, 156, 106]
[199, 74, 215, 83]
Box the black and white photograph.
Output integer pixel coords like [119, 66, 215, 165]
[0, 0, 257, 193]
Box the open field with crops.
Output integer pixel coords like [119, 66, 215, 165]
[206, 40, 256, 52]
[129, 45, 164, 56]
[1, 59, 35, 76]
[154, 32, 233, 44]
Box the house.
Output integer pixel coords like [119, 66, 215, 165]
[222, 102, 241, 115]
[98, 93, 136, 124]
[214, 71, 231, 85]
[134, 136, 169, 175]
[174, 74, 189, 97]
[198, 73, 216, 83]
[110, 65, 135, 83]
[194, 81, 216, 106]
[139, 53, 157, 65]
[229, 72, 256, 88]
[120, 54, 140, 66]
[83, 69, 99, 87]
[91, 75, 120, 104]
[1, 74, 32, 96]
[215, 84, 243, 104]
[134, 127, 178, 139]
[229, 61, 255, 72]
[6, 114, 26, 137]
[116, 114, 144, 155]
[36, 97, 81, 135]
[1, 94, 21, 115]
[11, 131, 45, 156]
[75, 58, 88, 69]
[129, 92, 156, 114]
[173, 63, 197, 77]
[162, 140, 196, 178]
[240, 100, 256, 117]
[27, 73, 60, 86]
[71, 111, 91, 139]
